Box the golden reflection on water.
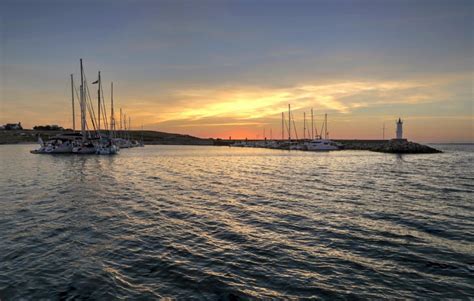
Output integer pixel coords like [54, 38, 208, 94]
[0, 144, 472, 299]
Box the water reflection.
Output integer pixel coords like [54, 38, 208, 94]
[0, 144, 473, 299]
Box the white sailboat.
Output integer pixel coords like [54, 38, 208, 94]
[72, 59, 97, 154]
[302, 114, 340, 151]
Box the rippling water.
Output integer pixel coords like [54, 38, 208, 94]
[0, 144, 473, 299]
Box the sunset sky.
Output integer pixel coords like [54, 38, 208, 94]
[1, 0, 472, 142]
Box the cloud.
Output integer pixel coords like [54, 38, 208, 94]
[154, 79, 445, 123]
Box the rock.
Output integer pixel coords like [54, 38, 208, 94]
[373, 139, 442, 154]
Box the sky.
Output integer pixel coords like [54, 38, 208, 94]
[0, 0, 472, 142]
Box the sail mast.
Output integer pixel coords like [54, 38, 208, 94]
[110, 82, 115, 138]
[281, 112, 284, 140]
[70, 74, 75, 131]
[97, 71, 101, 132]
[288, 104, 291, 142]
[311, 108, 314, 140]
[80, 59, 86, 141]
[303, 112, 306, 140]
[129, 116, 132, 141]
[124, 113, 127, 140]
[120, 108, 123, 137]
[325, 113, 328, 139]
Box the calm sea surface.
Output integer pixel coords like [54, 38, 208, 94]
[0, 144, 473, 299]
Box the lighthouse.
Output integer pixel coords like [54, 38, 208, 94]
[396, 118, 403, 139]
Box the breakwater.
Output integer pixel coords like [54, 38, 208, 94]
[218, 139, 442, 154]
[334, 139, 442, 153]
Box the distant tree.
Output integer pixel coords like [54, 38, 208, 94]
[33, 125, 64, 131]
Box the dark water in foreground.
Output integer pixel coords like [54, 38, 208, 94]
[0, 144, 473, 299]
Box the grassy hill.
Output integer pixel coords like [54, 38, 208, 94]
[0, 130, 213, 145]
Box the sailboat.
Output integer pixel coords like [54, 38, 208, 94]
[94, 77, 118, 155]
[302, 113, 341, 151]
[71, 59, 98, 154]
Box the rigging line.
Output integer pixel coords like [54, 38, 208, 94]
[283, 118, 290, 139]
[85, 78, 99, 133]
[84, 77, 99, 133]
[85, 84, 97, 131]
[314, 117, 319, 138]
[320, 119, 325, 139]
[99, 82, 109, 131]
[72, 83, 81, 123]
[291, 111, 299, 140]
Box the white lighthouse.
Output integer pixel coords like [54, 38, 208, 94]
[396, 118, 403, 139]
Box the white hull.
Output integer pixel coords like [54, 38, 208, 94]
[72, 145, 97, 154]
[96, 145, 119, 155]
[303, 139, 340, 151]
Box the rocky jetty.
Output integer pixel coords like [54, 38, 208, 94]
[336, 139, 441, 154]
[372, 139, 442, 154]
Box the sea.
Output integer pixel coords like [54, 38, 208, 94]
[0, 144, 473, 299]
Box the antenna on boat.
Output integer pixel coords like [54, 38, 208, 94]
[70, 74, 75, 131]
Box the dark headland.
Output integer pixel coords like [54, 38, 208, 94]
[0, 129, 441, 153]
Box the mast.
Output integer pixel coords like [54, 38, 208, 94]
[70, 74, 75, 131]
[325, 113, 328, 139]
[97, 71, 101, 132]
[123, 113, 126, 133]
[311, 108, 314, 140]
[288, 104, 291, 142]
[80, 59, 86, 141]
[110, 82, 115, 138]
[120, 108, 123, 137]
[129, 116, 131, 141]
[303, 112, 306, 140]
[281, 112, 284, 140]
[382, 122, 385, 140]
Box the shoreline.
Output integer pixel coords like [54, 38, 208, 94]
[1, 130, 445, 153]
